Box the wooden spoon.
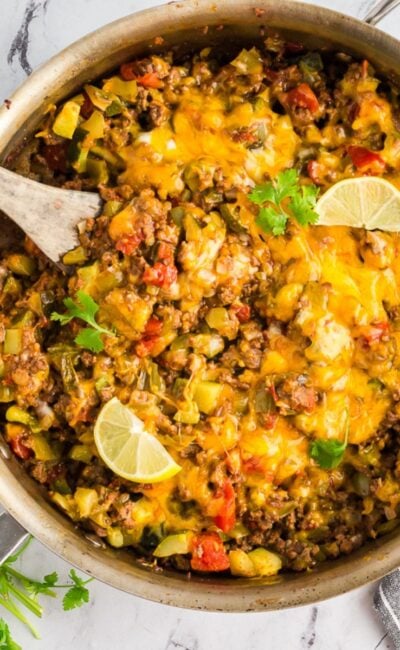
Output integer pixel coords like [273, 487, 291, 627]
[0, 166, 102, 262]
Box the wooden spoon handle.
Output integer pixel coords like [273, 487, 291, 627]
[0, 166, 102, 262]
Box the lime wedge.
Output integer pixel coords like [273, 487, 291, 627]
[316, 177, 400, 231]
[94, 397, 181, 483]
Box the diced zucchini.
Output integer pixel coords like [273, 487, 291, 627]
[4, 329, 22, 354]
[102, 77, 138, 102]
[68, 444, 93, 464]
[86, 158, 109, 185]
[31, 435, 58, 461]
[153, 532, 194, 557]
[74, 487, 98, 518]
[6, 405, 41, 433]
[107, 527, 125, 548]
[81, 110, 105, 141]
[174, 403, 200, 424]
[229, 550, 257, 577]
[52, 100, 81, 139]
[62, 246, 88, 265]
[6, 254, 36, 276]
[103, 200, 123, 217]
[231, 48, 263, 75]
[193, 381, 223, 414]
[247, 548, 282, 576]
[0, 385, 15, 402]
[190, 334, 225, 358]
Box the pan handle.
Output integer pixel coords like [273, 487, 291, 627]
[363, 0, 400, 24]
[0, 510, 29, 565]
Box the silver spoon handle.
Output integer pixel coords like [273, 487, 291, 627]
[363, 0, 400, 25]
[0, 510, 29, 565]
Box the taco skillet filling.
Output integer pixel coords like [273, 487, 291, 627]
[2, 40, 400, 576]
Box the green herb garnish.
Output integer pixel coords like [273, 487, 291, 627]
[51, 290, 113, 353]
[0, 537, 93, 640]
[249, 169, 319, 236]
[310, 415, 349, 469]
[0, 619, 21, 650]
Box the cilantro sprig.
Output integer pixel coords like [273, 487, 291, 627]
[51, 290, 114, 353]
[0, 619, 21, 650]
[310, 414, 349, 470]
[249, 169, 319, 236]
[0, 537, 92, 641]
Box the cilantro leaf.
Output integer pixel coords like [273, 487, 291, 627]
[274, 168, 299, 202]
[256, 206, 287, 236]
[51, 290, 114, 352]
[248, 168, 319, 236]
[62, 570, 91, 611]
[310, 438, 347, 469]
[310, 415, 349, 469]
[74, 328, 104, 353]
[290, 184, 319, 226]
[248, 183, 277, 205]
[0, 619, 21, 650]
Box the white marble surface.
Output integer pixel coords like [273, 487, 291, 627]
[1, 1, 400, 648]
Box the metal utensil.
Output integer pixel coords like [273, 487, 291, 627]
[0, 167, 102, 262]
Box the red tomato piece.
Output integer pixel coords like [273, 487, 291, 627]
[120, 63, 163, 89]
[119, 62, 138, 81]
[359, 321, 389, 345]
[135, 337, 159, 358]
[190, 532, 230, 572]
[80, 93, 94, 119]
[115, 234, 142, 255]
[347, 146, 385, 175]
[307, 160, 324, 186]
[287, 83, 319, 113]
[136, 72, 164, 89]
[10, 436, 33, 461]
[143, 262, 177, 288]
[144, 317, 163, 337]
[230, 303, 251, 323]
[214, 479, 236, 533]
[283, 41, 305, 55]
[157, 242, 174, 262]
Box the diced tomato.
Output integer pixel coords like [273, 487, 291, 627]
[307, 160, 324, 186]
[136, 72, 164, 89]
[143, 262, 177, 288]
[120, 63, 163, 88]
[115, 234, 142, 255]
[135, 336, 160, 358]
[120, 62, 138, 81]
[214, 479, 236, 533]
[43, 143, 68, 174]
[230, 303, 251, 323]
[80, 93, 94, 119]
[358, 321, 389, 345]
[261, 412, 279, 429]
[10, 436, 33, 461]
[287, 83, 319, 113]
[347, 146, 385, 175]
[144, 317, 163, 337]
[156, 242, 174, 262]
[190, 532, 230, 572]
[283, 41, 305, 55]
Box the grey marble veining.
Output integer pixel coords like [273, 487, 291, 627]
[1, 1, 400, 648]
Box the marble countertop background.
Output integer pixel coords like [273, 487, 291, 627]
[1, 1, 399, 648]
